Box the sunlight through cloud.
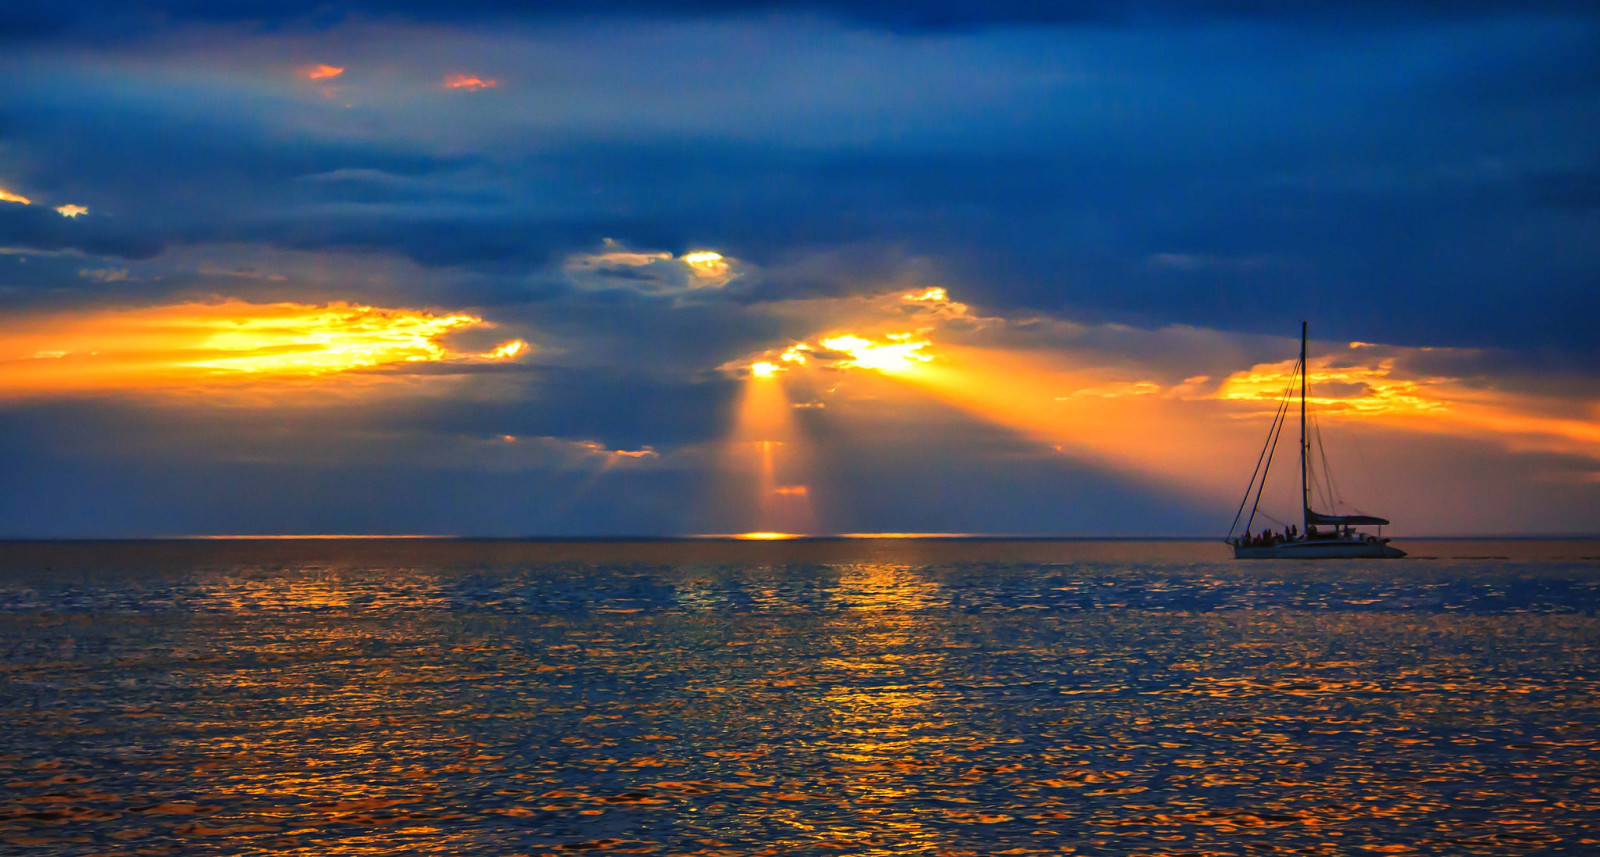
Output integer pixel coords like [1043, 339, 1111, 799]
[819, 333, 934, 375]
[0, 300, 522, 397]
[565, 241, 741, 295]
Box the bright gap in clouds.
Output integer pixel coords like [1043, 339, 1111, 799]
[0, 300, 527, 396]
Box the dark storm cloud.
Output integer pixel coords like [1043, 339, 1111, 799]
[3, 7, 1591, 357]
[1526, 169, 1600, 210]
[0, 204, 164, 259]
[7, 0, 1599, 44]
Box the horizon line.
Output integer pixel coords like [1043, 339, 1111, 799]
[3, 533, 1599, 542]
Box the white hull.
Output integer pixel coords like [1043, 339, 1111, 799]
[1233, 538, 1405, 559]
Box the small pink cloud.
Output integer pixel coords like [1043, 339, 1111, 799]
[299, 64, 345, 80]
[444, 74, 498, 91]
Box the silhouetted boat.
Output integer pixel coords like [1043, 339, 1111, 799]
[1227, 323, 1405, 559]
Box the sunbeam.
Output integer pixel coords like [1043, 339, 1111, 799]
[717, 366, 817, 535]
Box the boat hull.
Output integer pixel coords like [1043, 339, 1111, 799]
[1233, 539, 1405, 559]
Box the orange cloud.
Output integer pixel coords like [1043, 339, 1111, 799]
[1216, 357, 1450, 416]
[55, 204, 88, 218]
[300, 64, 344, 80]
[444, 74, 498, 91]
[1216, 353, 1600, 454]
[0, 188, 31, 205]
[0, 300, 519, 398]
[483, 339, 529, 360]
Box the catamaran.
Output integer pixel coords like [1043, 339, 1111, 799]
[1227, 323, 1405, 559]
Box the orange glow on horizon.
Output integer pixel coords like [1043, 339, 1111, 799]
[728, 531, 803, 540]
[730, 281, 1600, 522]
[830, 340, 1600, 507]
[444, 74, 498, 90]
[0, 300, 515, 397]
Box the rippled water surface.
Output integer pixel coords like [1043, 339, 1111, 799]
[2, 538, 1598, 855]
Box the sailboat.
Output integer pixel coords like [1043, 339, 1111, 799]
[1227, 322, 1405, 559]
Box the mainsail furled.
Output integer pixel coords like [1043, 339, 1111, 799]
[1305, 510, 1389, 527]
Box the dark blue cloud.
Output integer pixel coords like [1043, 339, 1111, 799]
[0, 204, 164, 259]
[7, 0, 1599, 45]
[1, 9, 1590, 356]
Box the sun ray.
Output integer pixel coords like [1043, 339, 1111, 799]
[717, 366, 817, 534]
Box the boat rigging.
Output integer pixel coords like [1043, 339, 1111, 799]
[1226, 322, 1405, 559]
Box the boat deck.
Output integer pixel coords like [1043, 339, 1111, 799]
[1233, 537, 1406, 559]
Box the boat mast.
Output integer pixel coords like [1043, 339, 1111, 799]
[1300, 321, 1308, 535]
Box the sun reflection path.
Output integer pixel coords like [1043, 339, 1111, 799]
[815, 562, 952, 852]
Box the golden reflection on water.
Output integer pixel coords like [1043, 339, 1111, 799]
[816, 564, 948, 854]
[1, 543, 1598, 854]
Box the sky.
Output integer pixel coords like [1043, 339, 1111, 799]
[1, 1, 1596, 537]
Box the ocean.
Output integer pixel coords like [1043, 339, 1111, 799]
[1, 538, 1597, 855]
